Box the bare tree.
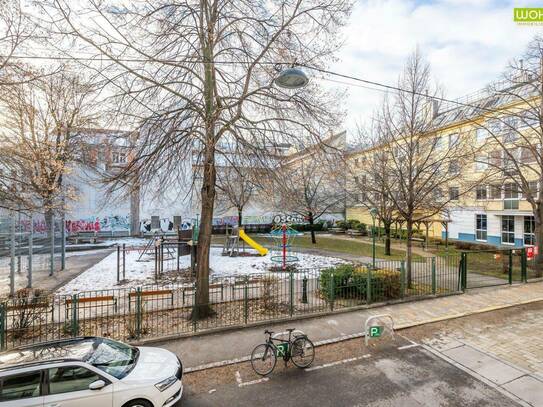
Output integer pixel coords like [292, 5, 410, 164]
[272, 139, 345, 244]
[347, 137, 397, 255]
[42, 0, 352, 318]
[473, 35, 543, 276]
[376, 50, 473, 285]
[214, 144, 262, 227]
[0, 66, 99, 229]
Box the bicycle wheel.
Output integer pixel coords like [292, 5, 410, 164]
[291, 337, 315, 368]
[251, 344, 277, 376]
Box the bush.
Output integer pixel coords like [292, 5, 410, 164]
[290, 223, 324, 232]
[356, 223, 367, 235]
[453, 240, 491, 251]
[335, 220, 349, 230]
[319, 264, 401, 303]
[346, 219, 361, 229]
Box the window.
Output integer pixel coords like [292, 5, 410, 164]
[476, 185, 487, 200]
[448, 133, 459, 148]
[503, 148, 520, 175]
[504, 183, 519, 199]
[112, 151, 126, 164]
[0, 371, 41, 401]
[476, 214, 487, 241]
[501, 215, 515, 245]
[48, 366, 101, 395]
[524, 216, 535, 246]
[476, 128, 488, 143]
[503, 116, 519, 143]
[489, 150, 502, 167]
[448, 160, 460, 175]
[528, 180, 539, 198]
[448, 186, 459, 201]
[521, 147, 536, 163]
[504, 183, 519, 209]
[475, 155, 487, 171]
[490, 184, 502, 199]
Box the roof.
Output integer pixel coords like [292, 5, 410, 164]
[0, 337, 99, 371]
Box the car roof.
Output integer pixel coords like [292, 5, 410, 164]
[0, 337, 101, 372]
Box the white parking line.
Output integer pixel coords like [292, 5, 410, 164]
[398, 344, 420, 350]
[235, 370, 270, 387]
[305, 355, 371, 372]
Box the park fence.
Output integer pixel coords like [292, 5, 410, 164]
[0, 209, 65, 297]
[0, 255, 462, 350]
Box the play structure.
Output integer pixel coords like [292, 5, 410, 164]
[269, 224, 299, 271]
[222, 226, 269, 257]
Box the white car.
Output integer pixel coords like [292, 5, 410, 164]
[0, 337, 183, 407]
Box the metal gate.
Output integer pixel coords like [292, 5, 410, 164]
[461, 249, 525, 289]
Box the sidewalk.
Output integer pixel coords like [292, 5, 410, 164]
[151, 282, 543, 370]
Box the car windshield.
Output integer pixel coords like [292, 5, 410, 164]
[85, 338, 139, 379]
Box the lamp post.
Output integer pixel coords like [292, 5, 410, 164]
[370, 208, 378, 269]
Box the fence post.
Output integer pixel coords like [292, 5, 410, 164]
[0, 303, 6, 351]
[329, 273, 335, 311]
[461, 252, 467, 292]
[508, 250, 513, 285]
[71, 294, 79, 337]
[366, 267, 372, 304]
[117, 245, 120, 283]
[191, 288, 197, 333]
[400, 261, 406, 298]
[9, 210, 15, 297]
[135, 287, 142, 339]
[61, 211, 66, 271]
[521, 248, 527, 283]
[49, 214, 55, 276]
[302, 276, 308, 304]
[27, 214, 33, 288]
[431, 257, 436, 295]
[122, 244, 126, 280]
[243, 283, 249, 324]
[289, 272, 294, 317]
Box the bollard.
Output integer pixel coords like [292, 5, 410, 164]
[302, 276, 308, 304]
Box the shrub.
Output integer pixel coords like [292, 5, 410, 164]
[335, 220, 349, 229]
[290, 223, 324, 232]
[356, 223, 367, 235]
[346, 219, 360, 229]
[10, 288, 49, 339]
[319, 264, 401, 303]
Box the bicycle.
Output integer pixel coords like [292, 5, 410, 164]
[250, 328, 315, 376]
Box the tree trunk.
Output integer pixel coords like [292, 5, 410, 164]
[384, 222, 391, 256]
[406, 219, 413, 289]
[534, 203, 543, 277]
[238, 207, 243, 228]
[308, 211, 316, 244]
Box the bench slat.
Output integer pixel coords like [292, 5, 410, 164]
[66, 295, 115, 305]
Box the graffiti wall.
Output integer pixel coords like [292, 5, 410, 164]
[139, 218, 192, 233]
[212, 214, 273, 226]
[65, 215, 131, 233]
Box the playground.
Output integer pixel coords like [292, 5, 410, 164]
[56, 224, 348, 294]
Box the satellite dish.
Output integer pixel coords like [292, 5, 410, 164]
[274, 67, 309, 89]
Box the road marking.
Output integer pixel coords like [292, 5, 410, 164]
[398, 344, 420, 350]
[235, 370, 270, 387]
[235, 371, 242, 385]
[305, 355, 369, 372]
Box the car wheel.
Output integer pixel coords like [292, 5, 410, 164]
[123, 399, 153, 407]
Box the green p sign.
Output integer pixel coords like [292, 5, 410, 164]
[369, 326, 383, 338]
[276, 343, 289, 357]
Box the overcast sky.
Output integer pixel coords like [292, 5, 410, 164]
[330, 0, 543, 132]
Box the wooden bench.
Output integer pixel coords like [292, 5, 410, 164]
[411, 237, 425, 248]
[97, 231, 114, 238]
[181, 283, 224, 304]
[231, 279, 262, 296]
[69, 231, 98, 244]
[6, 302, 54, 322]
[112, 230, 130, 238]
[65, 295, 117, 319]
[347, 229, 363, 237]
[128, 289, 174, 311]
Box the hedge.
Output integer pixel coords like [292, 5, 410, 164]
[319, 264, 401, 303]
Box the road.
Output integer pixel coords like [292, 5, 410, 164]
[180, 336, 519, 407]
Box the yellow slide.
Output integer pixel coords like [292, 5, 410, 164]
[239, 229, 269, 256]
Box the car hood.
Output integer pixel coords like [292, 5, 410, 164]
[124, 346, 180, 382]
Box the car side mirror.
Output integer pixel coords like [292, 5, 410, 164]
[89, 380, 106, 390]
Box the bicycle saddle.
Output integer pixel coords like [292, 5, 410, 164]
[286, 328, 295, 332]
[265, 329, 273, 335]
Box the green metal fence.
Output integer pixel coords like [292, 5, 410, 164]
[462, 248, 525, 289]
[0, 255, 465, 351]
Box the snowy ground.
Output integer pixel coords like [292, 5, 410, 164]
[57, 247, 347, 294]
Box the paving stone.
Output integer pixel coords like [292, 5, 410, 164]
[502, 375, 543, 407]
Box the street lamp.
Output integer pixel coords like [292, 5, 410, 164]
[274, 67, 309, 89]
[369, 207, 378, 269]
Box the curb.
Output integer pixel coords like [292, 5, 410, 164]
[183, 296, 543, 373]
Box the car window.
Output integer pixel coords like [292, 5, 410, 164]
[48, 366, 101, 395]
[0, 371, 42, 401]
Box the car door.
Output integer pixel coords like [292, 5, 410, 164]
[0, 369, 45, 407]
[42, 365, 113, 407]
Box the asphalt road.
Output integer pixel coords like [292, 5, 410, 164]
[181, 338, 518, 407]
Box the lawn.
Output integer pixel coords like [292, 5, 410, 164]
[213, 233, 413, 261]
